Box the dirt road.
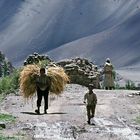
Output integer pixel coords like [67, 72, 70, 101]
[0, 84, 140, 140]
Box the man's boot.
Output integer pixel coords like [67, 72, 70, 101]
[35, 107, 40, 114]
[44, 109, 47, 114]
[105, 87, 108, 90]
[87, 120, 90, 124]
[87, 118, 90, 124]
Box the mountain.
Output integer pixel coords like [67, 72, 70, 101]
[0, 0, 140, 68]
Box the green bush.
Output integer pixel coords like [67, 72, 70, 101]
[115, 83, 120, 89]
[38, 59, 50, 68]
[125, 80, 136, 90]
[0, 69, 20, 94]
[135, 116, 140, 124]
[0, 113, 16, 122]
[0, 135, 18, 140]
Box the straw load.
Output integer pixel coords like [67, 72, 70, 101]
[20, 65, 40, 99]
[20, 64, 69, 99]
[47, 67, 69, 95]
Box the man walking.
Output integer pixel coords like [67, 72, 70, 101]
[35, 67, 51, 114]
[84, 84, 97, 124]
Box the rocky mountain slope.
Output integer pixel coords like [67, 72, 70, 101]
[0, 0, 140, 68]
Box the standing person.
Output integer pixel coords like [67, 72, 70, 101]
[103, 58, 115, 90]
[94, 66, 101, 89]
[84, 84, 97, 124]
[35, 67, 51, 114]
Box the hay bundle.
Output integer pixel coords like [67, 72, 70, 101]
[20, 64, 69, 99]
[20, 64, 40, 99]
[48, 67, 69, 95]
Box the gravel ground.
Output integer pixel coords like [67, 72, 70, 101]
[0, 84, 140, 140]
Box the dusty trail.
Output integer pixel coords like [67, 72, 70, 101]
[0, 84, 140, 140]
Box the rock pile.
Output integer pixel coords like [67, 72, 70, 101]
[24, 52, 52, 66]
[57, 58, 101, 88]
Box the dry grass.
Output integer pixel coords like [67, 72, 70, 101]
[19, 65, 39, 99]
[20, 64, 69, 99]
[48, 67, 69, 95]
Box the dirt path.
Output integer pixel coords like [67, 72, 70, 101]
[0, 84, 140, 140]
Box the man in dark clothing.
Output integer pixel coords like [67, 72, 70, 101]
[35, 68, 51, 114]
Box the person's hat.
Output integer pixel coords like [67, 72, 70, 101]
[106, 58, 111, 63]
[88, 84, 94, 88]
[106, 58, 110, 61]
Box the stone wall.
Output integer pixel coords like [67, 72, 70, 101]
[57, 58, 101, 88]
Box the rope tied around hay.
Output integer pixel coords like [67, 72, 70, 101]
[20, 64, 69, 99]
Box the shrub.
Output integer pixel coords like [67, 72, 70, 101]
[125, 80, 136, 90]
[0, 135, 18, 140]
[0, 113, 16, 122]
[115, 83, 120, 89]
[135, 116, 140, 124]
[0, 69, 20, 94]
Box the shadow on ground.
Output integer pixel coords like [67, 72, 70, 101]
[21, 112, 67, 115]
[21, 112, 44, 115]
